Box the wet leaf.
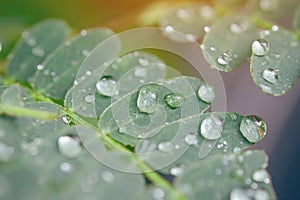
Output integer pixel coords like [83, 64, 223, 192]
[250, 28, 300, 96]
[202, 15, 259, 72]
[174, 150, 276, 200]
[7, 19, 70, 82]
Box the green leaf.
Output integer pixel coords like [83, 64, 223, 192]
[99, 76, 212, 145]
[135, 112, 262, 174]
[65, 51, 166, 118]
[160, 3, 217, 42]
[293, 5, 300, 30]
[250, 28, 300, 96]
[33, 28, 114, 100]
[7, 19, 70, 82]
[0, 76, 3, 86]
[201, 15, 259, 72]
[174, 150, 276, 200]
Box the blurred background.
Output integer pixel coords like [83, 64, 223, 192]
[0, 0, 299, 199]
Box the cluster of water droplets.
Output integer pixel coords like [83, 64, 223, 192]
[21, 31, 45, 57]
[240, 115, 267, 143]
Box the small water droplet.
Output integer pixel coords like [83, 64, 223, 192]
[255, 189, 270, 200]
[60, 162, 74, 174]
[157, 141, 171, 151]
[186, 34, 196, 42]
[229, 113, 238, 121]
[61, 115, 71, 124]
[184, 134, 198, 145]
[198, 84, 215, 103]
[240, 115, 267, 143]
[217, 51, 232, 66]
[200, 115, 223, 140]
[152, 188, 165, 199]
[234, 168, 244, 177]
[260, 0, 278, 12]
[252, 169, 269, 182]
[209, 46, 216, 52]
[137, 85, 158, 114]
[0, 142, 14, 162]
[203, 26, 211, 33]
[233, 147, 242, 153]
[32, 46, 45, 57]
[230, 22, 248, 35]
[57, 135, 82, 158]
[176, 8, 192, 20]
[252, 39, 269, 56]
[80, 29, 87, 36]
[165, 93, 185, 109]
[215, 168, 222, 175]
[262, 69, 278, 84]
[82, 50, 90, 56]
[101, 171, 114, 183]
[84, 94, 95, 103]
[230, 188, 251, 200]
[138, 58, 149, 65]
[170, 165, 184, 176]
[164, 25, 174, 33]
[199, 5, 215, 19]
[272, 25, 279, 32]
[25, 36, 37, 46]
[134, 67, 147, 78]
[96, 76, 119, 97]
[37, 64, 44, 70]
[86, 70, 92, 76]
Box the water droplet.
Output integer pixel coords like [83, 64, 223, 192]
[262, 69, 278, 84]
[272, 25, 279, 32]
[186, 34, 196, 42]
[200, 115, 223, 140]
[165, 25, 174, 33]
[230, 188, 251, 200]
[37, 64, 44, 70]
[137, 85, 158, 114]
[58, 135, 82, 158]
[152, 188, 165, 199]
[86, 70, 92, 76]
[59, 162, 74, 174]
[203, 26, 211, 33]
[80, 29, 87, 36]
[209, 46, 216, 52]
[198, 84, 215, 103]
[82, 50, 90, 56]
[184, 134, 198, 145]
[164, 93, 185, 109]
[170, 165, 184, 176]
[233, 147, 242, 153]
[157, 141, 171, 151]
[176, 8, 192, 19]
[138, 58, 149, 65]
[229, 113, 238, 121]
[240, 115, 267, 143]
[0, 142, 14, 162]
[32, 46, 45, 57]
[101, 171, 114, 183]
[217, 51, 232, 66]
[215, 168, 222, 175]
[199, 5, 215, 19]
[96, 76, 119, 97]
[255, 189, 270, 200]
[260, 0, 278, 12]
[252, 39, 269, 56]
[25, 37, 37, 46]
[234, 168, 244, 177]
[61, 115, 71, 124]
[230, 22, 248, 35]
[252, 169, 269, 182]
[134, 67, 147, 78]
[84, 94, 95, 103]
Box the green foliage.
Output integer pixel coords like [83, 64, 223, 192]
[0, 5, 284, 200]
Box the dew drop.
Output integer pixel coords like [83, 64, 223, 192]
[152, 188, 165, 199]
[157, 141, 171, 151]
[198, 84, 215, 103]
[255, 189, 270, 200]
[134, 67, 147, 78]
[25, 37, 37, 46]
[217, 51, 232, 66]
[0, 142, 14, 162]
[184, 134, 198, 145]
[164, 93, 185, 109]
[252, 39, 269, 56]
[200, 115, 223, 140]
[82, 50, 90, 56]
[61, 115, 71, 125]
[59, 162, 74, 174]
[176, 8, 192, 20]
[37, 64, 44, 70]
[199, 5, 215, 19]
[262, 69, 278, 84]
[138, 58, 149, 65]
[137, 85, 158, 114]
[170, 165, 184, 176]
[230, 188, 251, 200]
[96, 76, 119, 97]
[230, 22, 248, 35]
[57, 135, 82, 158]
[209, 46, 216, 52]
[203, 26, 211, 33]
[272, 25, 279, 32]
[252, 169, 269, 183]
[260, 0, 278, 12]
[84, 94, 95, 103]
[32, 46, 45, 57]
[240, 115, 267, 143]
[101, 171, 114, 183]
[80, 29, 87, 36]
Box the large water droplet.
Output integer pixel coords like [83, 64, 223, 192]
[230, 188, 251, 200]
[164, 93, 185, 109]
[240, 115, 267, 143]
[252, 39, 269, 56]
[57, 135, 82, 158]
[0, 142, 14, 162]
[217, 51, 232, 66]
[96, 76, 119, 97]
[252, 169, 269, 183]
[200, 115, 223, 140]
[262, 69, 278, 84]
[198, 84, 215, 103]
[137, 86, 158, 114]
[32, 46, 45, 57]
[184, 134, 198, 145]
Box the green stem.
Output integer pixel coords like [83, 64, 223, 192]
[0, 103, 58, 120]
[28, 89, 186, 200]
